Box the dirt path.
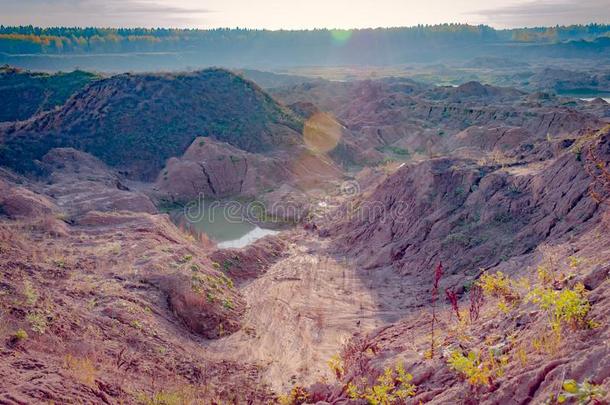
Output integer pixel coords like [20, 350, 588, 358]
[206, 233, 414, 392]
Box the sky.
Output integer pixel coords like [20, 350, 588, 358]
[1, 0, 609, 29]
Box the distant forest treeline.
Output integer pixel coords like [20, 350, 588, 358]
[1, 24, 609, 54]
[1, 24, 609, 70]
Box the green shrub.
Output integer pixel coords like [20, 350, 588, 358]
[447, 349, 507, 387]
[447, 350, 492, 386]
[22, 280, 39, 306]
[559, 379, 607, 404]
[222, 299, 234, 310]
[347, 362, 416, 404]
[26, 312, 48, 334]
[222, 259, 234, 271]
[13, 329, 28, 341]
[376, 146, 410, 157]
[478, 271, 522, 312]
[545, 379, 607, 404]
[327, 354, 344, 379]
[278, 386, 310, 405]
[136, 386, 197, 405]
[528, 283, 591, 331]
[130, 320, 143, 330]
[179, 254, 192, 263]
[478, 272, 513, 298]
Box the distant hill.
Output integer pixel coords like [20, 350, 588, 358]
[238, 69, 315, 89]
[463, 56, 530, 69]
[526, 67, 610, 93]
[0, 65, 98, 122]
[0, 68, 303, 179]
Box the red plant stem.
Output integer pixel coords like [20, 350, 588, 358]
[446, 289, 461, 321]
[469, 284, 484, 323]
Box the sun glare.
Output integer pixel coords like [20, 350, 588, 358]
[330, 29, 353, 45]
[303, 112, 343, 153]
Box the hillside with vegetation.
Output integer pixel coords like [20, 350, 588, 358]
[0, 65, 98, 122]
[0, 68, 303, 179]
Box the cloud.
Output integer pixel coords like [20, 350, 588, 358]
[2, 0, 607, 30]
[472, 0, 610, 28]
[95, 1, 212, 15]
[0, 0, 214, 27]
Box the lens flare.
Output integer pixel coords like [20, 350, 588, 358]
[302, 112, 342, 153]
[330, 29, 352, 45]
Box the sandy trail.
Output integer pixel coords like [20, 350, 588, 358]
[206, 233, 418, 392]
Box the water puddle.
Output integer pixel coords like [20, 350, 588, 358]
[579, 97, 610, 103]
[557, 91, 610, 103]
[170, 202, 279, 249]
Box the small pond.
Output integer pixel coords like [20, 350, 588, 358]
[170, 201, 279, 249]
[557, 90, 610, 104]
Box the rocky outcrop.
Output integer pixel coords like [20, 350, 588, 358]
[449, 125, 533, 152]
[527, 67, 610, 93]
[70, 209, 249, 342]
[209, 235, 288, 283]
[326, 127, 609, 289]
[155, 137, 291, 200]
[0, 179, 58, 219]
[158, 271, 246, 339]
[258, 184, 312, 223]
[427, 81, 525, 102]
[41, 148, 157, 216]
[155, 136, 343, 201]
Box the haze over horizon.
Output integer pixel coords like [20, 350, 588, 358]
[1, 0, 609, 30]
